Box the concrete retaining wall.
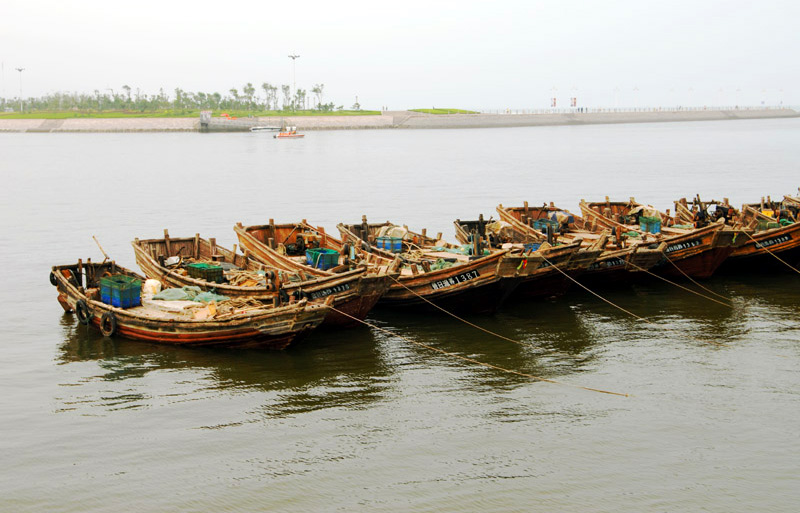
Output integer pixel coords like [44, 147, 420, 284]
[1, 109, 796, 133]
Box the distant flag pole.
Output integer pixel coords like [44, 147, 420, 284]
[288, 54, 300, 109]
[15, 67, 25, 112]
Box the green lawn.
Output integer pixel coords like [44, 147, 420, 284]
[0, 109, 381, 120]
[409, 108, 478, 115]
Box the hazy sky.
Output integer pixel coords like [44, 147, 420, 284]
[2, 0, 797, 109]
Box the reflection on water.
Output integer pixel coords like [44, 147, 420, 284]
[54, 269, 800, 415]
[54, 268, 800, 412]
[56, 313, 394, 417]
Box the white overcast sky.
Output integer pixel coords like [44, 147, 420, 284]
[1, 0, 797, 109]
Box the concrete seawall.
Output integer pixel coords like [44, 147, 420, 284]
[1, 109, 797, 133]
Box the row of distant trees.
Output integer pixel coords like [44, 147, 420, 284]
[1, 82, 352, 112]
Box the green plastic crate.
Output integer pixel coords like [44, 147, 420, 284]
[306, 248, 339, 270]
[100, 274, 142, 308]
[186, 262, 224, 283]
[639, 216, 662, 234]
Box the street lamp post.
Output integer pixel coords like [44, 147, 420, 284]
[15, 67, 24, 112]
[288, 54, 300, 110]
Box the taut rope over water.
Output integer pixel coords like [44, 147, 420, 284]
[661, 252, 735, 303]
[742, 230, 800, 275]
[328, 305, 629, 397]
[387, 274, 528, 347]
[539, 255, 726, 347]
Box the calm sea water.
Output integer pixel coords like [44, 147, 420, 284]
[1, 119, 799, 512]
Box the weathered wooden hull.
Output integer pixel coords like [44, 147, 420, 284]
[723, 222, 800, 270]
[512, 267, 574, 299]
[503, 245, 579, 299]
[337, 220, 535, 313]
[52, 262, 328, 350]
[577, 243, 668, 286]
[311, 273, 391, 326]
[378, 274, 522, 314]
[379, 250, 519, 314]
[653, 226, 735, 279]
[579, 200, 739, 279]
[133, 235, 388, 328]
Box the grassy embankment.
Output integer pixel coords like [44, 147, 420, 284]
[409, 108, 478, 115]
[0, 109, 381, 120]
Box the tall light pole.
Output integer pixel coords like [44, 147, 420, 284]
[288, 54, 300, 110]
[15, 67, 24, 112]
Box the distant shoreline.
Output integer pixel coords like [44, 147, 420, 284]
[0, 108, 797, 133]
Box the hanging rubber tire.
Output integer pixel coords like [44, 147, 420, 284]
[341, 243, 351, 256]
[49, 272, 58, 286]
[75, 299, 91, 325]
[99, 312, 117, 337]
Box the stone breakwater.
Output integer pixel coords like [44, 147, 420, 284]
[1, 109, 797, 133]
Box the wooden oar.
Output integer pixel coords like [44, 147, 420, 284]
[93, 235, 110, 263]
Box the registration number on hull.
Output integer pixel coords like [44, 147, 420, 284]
[588, 257, 625, 270]
[666, 239, 701, 254]
[755, 235, 791, 249]
[308, 283, 351, 300]
[431, 270, 480, 290]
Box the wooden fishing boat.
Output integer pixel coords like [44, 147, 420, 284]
[133, 230, 391, 328]
[683, 197, 800, 270]
[50, 260, 329, 350]
[495, 202, 667, 285]
[335, 218, 524, 312]
[579, 198, 742, 279]
[452, 214, 595, 299]
[235, 218, 521, 314]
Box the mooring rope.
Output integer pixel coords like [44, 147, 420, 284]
[742, 230, 800, 275]
[387, 274, 530, 348]
[626, 261, 734, 308]
[539, 255, 726, 347]
[630, 253, 798, 332]
[329, 305, 629, 397]
[660, 252, 733, 303]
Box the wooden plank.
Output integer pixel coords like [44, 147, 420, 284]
[164, 229, 171, 256]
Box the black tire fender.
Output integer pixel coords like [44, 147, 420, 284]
[49, 271, 58, 286]
[100, 311, 117, 337]
[75, 299, 91, 325]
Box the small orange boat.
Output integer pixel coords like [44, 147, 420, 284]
[274, 126, 304, 139]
